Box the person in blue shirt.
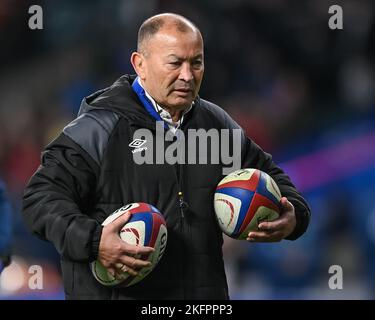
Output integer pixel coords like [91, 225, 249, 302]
[0, 180, 12, 274]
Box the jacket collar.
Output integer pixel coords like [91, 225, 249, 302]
[78, 74, 199, 131]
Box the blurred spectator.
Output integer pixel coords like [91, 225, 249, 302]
[0, 180, 12, 274]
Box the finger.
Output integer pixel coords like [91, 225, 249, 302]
[107, 267, 116, 278]
[113, 270, 128, 279]
[123, 244, 155, 256]
[257, 221, 279, 232]
[109, 211, 132, 231]
[120, 256, 152, 269]
[247, 231, 284, 242]
[114, 270, 126, 279]
[117, 263, 139, 277]
[109, 266, 127, 279]
[123, 266, 138, 277]
[280, 197, 294, 211]
[114, 263, 124, 269]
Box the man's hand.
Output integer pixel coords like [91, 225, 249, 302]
[246, 197, 296, 242]
[98, 211, 154, 278]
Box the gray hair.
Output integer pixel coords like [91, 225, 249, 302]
[137, 13, 202, 56]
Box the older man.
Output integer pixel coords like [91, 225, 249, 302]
[22, 13, 310, 299]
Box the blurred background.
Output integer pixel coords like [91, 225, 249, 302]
[0, 0, 375, 299]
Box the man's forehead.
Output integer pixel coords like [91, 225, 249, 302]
[150, 27, 202, 45]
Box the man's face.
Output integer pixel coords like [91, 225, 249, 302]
[140, 28, 204, 109]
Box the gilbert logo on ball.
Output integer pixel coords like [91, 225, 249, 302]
[91, 203, 167, 287]
[214, 169, 281, 240]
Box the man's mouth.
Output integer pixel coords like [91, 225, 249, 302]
[174, 88, 192, 92]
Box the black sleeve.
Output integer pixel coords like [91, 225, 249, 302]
[22, 133, 103, 262]
[241, 136, 311, 240]
[22, 109, 119, 262]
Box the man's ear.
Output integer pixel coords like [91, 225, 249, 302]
[131, 52, 146, 80]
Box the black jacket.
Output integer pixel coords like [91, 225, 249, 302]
[22, 75, 310, 299]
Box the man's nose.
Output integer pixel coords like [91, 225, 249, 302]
[178, 62, 194, 82]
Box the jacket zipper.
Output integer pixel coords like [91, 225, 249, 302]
[173, 134, 188, 219]
[177, 164, 188, 218]
[174, 131, 188, 299]
[178, 191, 185, 218]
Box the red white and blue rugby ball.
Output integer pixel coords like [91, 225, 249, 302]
[91, 203, 168, 287]
[214, 168, 281, 240]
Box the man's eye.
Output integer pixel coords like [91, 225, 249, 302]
[193, 61, 203, 68]
[169, 61, 181, 66]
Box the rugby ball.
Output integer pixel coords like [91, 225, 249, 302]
[91, 203, 167, 287]
[214, 168, 281, 239]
